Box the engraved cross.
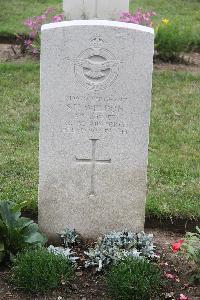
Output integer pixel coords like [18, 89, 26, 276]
[76, 139, 111, 196]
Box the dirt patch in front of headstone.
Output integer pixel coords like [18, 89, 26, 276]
[0, 44, 38, 63]
[154, 52, 200, 74]
[0, 229, 199, 300]
[0, 44, 21, 62]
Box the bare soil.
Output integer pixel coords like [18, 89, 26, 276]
[0, 44, 37, 63]
[154, 52, 200, 74]
[0, 229, 199, 300]
[0, 44, 22, 62]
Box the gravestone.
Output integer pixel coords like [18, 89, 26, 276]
[39, 20, 154, 239]
[63, 0, 129, 20]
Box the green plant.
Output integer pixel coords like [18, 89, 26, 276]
[155, 20, 191, 61]
[47, 228, 80, 264]
[0, 200, 46, 263]
[59, 228, 79, 247]
[48, 245, 79, 263]
[181, 227, 200, 283]
[106, 258, 163, 300]
[85, 231, 158, 271]
[11, 248, 75, 292]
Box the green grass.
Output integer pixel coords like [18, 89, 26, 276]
[148, 71, 200, 219]
[0, 63, 200, 219]
[0, 0, 61, 37]
[0, 63, 39, 210]
[0, 0, 200, 49]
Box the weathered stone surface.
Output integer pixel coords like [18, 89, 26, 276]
[63, 0, 129, 20]
[39, 20, 154, 239]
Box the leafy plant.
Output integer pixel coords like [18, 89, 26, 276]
[120, 11, 192, 62]
[59, 228, 79, 248]
[0, 200, 46, 263]
[11, 248, 75, 292]
[155, 20, 191, 61]
[106, 258, 163, 300]
[85, 230, 158, 271]
[48, 245, 79, 263]
[47, 228, 80, 264]
[173, 227, 200, 283]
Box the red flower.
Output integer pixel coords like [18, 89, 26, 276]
[172, 239, 184, 253]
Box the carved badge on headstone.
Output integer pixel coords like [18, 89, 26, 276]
[72, 36, 122, 91]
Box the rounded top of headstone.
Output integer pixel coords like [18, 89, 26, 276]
[41, 20, 154, 35]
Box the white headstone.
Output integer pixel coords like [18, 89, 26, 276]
[63, 0, 129, 20]
[39, 20, 154, 239]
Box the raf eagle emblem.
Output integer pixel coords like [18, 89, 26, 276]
[69, 36, 122, 91]
[74, 58, 121, 80]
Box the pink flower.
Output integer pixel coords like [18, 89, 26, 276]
[24, 18, 34, 28]
[120, 9, 156, 27]
[24, 39, 32, 47]
[52, 14, 64, 23]
[35, 15, 46, 23]
[23, 6, 64, 56]
[44, 7, 56, 15]
[29, 31, 37, 38]
[24, 18, 39, 31]
[179, 294, 188, 300]
[172, 240, 184, 253]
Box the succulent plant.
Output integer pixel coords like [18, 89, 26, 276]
[48, 245, 79, 263]
[58, 228, 79, 248]
[85, 230, 158, 271]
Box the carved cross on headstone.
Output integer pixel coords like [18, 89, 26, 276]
[76, 139, 111, 196]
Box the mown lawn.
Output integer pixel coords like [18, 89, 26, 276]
[148, 70, 200, 219]
[0, 0, 61, 37]
[0, 63, 199, 219]
[0, 63, 39, 209]
[0, 0, 200, 48]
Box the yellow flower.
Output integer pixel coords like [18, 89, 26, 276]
[162, 18, 169, 25]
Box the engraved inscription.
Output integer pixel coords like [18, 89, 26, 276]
[64, 95, 129, 135]
[76, 139, 111, 195]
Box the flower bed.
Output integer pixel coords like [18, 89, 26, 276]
[0, 202, 199, 299]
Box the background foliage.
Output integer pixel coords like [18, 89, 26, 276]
[0, 0, 199, 51]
